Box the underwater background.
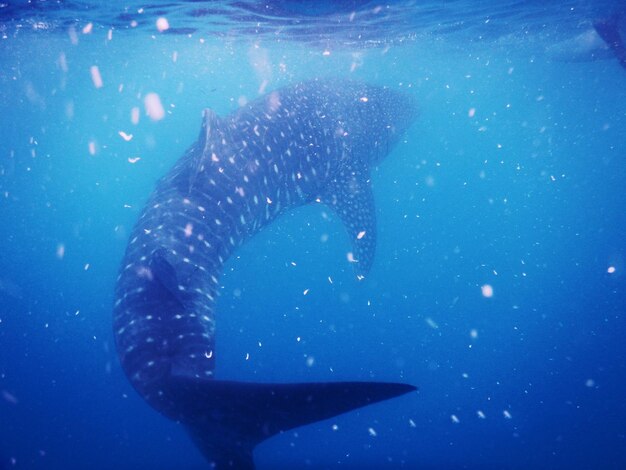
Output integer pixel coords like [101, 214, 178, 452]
[1, 1, 625, 468]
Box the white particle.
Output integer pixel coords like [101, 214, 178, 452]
[90, 65, 103, 88]
[481, 284, 494, 298]
[184, 223, 193, 237]
[131, 107, 140, 125]
[156, 17, 169, 32]
[144, 93, 165, 121]
[118, 131, 133, 141]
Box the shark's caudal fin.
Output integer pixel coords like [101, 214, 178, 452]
[162, 377, 417, 469]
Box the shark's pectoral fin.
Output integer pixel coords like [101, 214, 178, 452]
[322, 166, 377, 276]
[163, 377, 416, 469]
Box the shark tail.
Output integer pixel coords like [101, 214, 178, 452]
[162, 377, 416, 469]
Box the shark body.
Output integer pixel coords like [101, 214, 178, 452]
[113, 79, 417, 468]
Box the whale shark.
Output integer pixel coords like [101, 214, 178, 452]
[113, 78, 417, 468]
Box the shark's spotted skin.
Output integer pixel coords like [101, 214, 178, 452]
[113, 79, 417, 468]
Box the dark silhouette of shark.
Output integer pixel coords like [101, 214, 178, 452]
[113, 79, 417, 468]
[594, 11, 626, 70]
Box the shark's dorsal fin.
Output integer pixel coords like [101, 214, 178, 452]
[148, 248, 200, 305]
[321, 164, 377, 277]
[149, 248, 181, 299]
[198, 108, 220, 152]
[188, 108, 221, 193]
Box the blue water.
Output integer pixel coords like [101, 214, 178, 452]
[1, 1, 626, 468]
